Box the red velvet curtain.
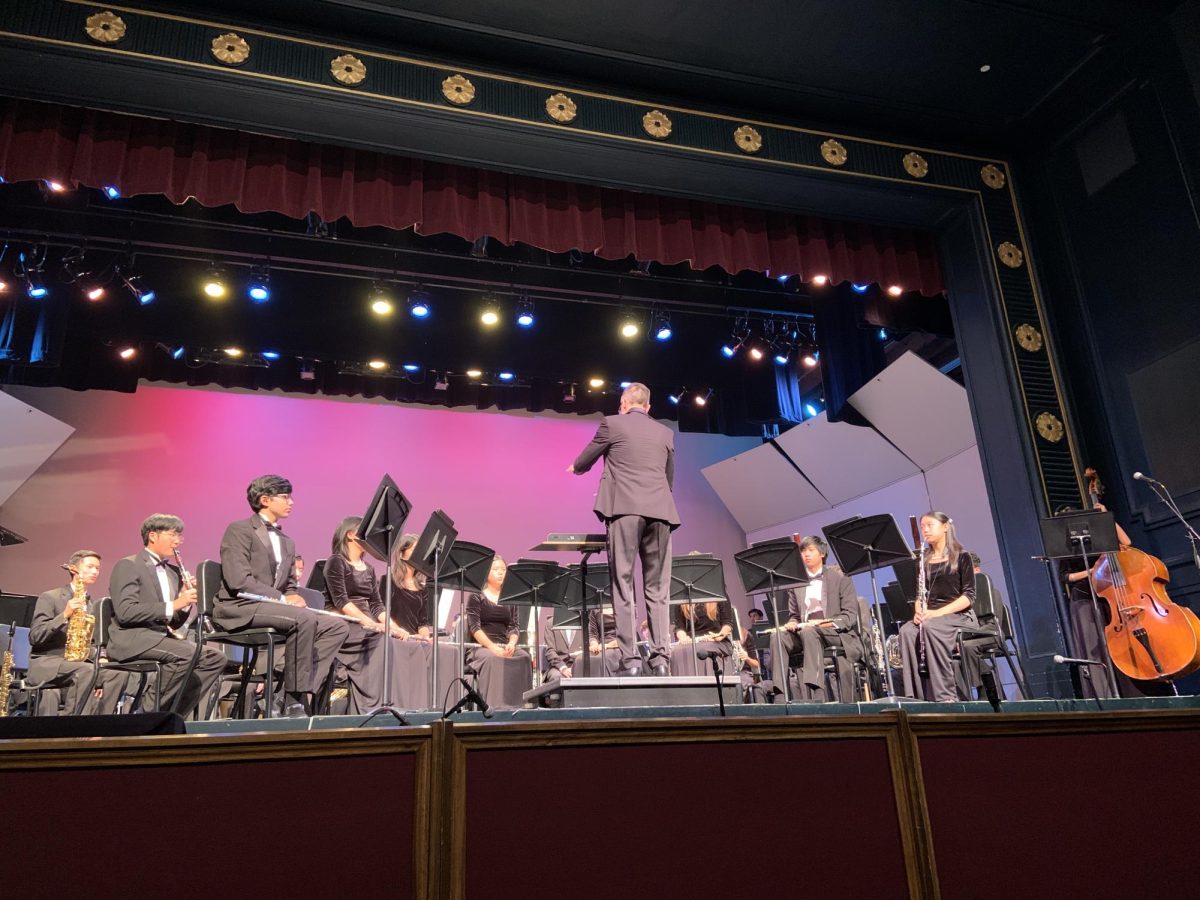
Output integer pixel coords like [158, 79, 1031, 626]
[0, 98, 944, 294]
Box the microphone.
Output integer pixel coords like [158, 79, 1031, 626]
[695, 647, 716, 660]
[442, 677, 493, 719]
[1133, 471, 1164, 486]
[1053, 654, 1108, 669]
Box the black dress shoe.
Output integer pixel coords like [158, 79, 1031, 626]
[615, 665, 641, 678]
[650, 665, 669, 677]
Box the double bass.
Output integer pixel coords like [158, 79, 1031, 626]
[1086, 468, 1200, 681]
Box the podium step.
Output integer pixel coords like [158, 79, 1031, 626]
[523, 675, 742, 709]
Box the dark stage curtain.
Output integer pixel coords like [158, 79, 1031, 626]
[0, 98, 944, 294]
[811, 292, 885, 424]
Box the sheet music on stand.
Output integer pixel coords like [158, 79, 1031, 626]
[734, 538, 808, 701]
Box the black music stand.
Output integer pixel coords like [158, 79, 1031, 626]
[355, 475, 413, 723]
[561, 562, 613, 676]
[823, 514, 912, 702]
[669, 555, 728, 674]
[734, 539, 808, 701]
[500, 560, 570, 686]
[410, 510, 459, 710]
[1039, 510, 1121, 697]
[436, 541, 495, 706]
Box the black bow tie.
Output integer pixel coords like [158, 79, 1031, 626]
[263, 521, 283, 534]
[153, 557, 172, 568]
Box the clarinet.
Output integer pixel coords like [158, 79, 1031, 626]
[909, 516, 928, 676]
[168, 548, 200, 639]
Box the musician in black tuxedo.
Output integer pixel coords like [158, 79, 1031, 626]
[569, 382, 680, 676]
[108, 516, 227, 716]
[29, 550, 125, 715]
[771, 536, 863, 702]
[215, 475, 349, 715]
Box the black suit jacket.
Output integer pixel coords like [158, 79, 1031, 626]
[215, 515, 297, 629]
[572, 408, 681, 527]
[786, 565, 864, 661]
[108, 549, 183, 661]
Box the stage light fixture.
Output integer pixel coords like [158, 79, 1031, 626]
[801, 348, 819, 368]
[434, 372, 449, 390]
[480, 295, 501, 327]
[878, 328, 889, 341]
[851, 283, 870, 293]
[619, 381, 632, 389]
[122, 273, 155, 305]
[368, 281, 394, 316]
[261, 351, 281, 361]
[811, 274, 829, 286]
[498, 371, 515, 381]
[886, 284, 903, 297]
[62, 247, 107, 301]
[773, 347, 790, 365]
[0, 277, 7, 294]
[223, 347, 243, 358]
[720, 342, 739, 358]
[668, 388, 685, 405]
[777, 274, 790, 284]
[515, 297, 535, 328]
[117, 346, 137, 360]
[171, 346, 185, 360]
[368, 359, 387, 371]
[247, 265, 271, 303]
[203, 265, 229, 299]
[408, 288, 431, 319]
[652, 311, 673, 342]
[466, 368, 483, 378]
[619, 309, 641, 339]
[805, 402, 820, 417]
[588, 377, 605, 389]
[43, 180, 66, 193]
[103, 186, 121, 200]
[403, 363, 421, 373]
[694, 389, 713, 407]
[299, 360, 316, 380]
[747, 340, 765, 361]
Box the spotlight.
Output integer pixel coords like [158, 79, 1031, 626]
[498, 371, 515, 381]
[117, 346, 137, 360]
[886, 285, 903, 297]
[811, 274, 829, 286]
[774, 348, 790, 366]
[694, 389, 713, 407]
[619, 381, 632, 389]
[480, 295, 501, 327]
[171, 346, 185, 360]
[121, 272, 155, 305]
[367, 359, 388, 371]
[515, 297, 535, 328]
[878, 328, 889, 341]
[668, 388, 685, 405]
[805, 403, 819, 417]
[369, 282, 394, 316]
[434, 372, 449, 390]
[43, 179, 66, 193]
[619, 310, 640, 339]
[0, 277, 6, 294]
[103, 185, 121, 200]
[247, 265, 271, 303]
[203, 265, 229, 299]
[777, 274, 790, 284]
[801, 348, 819, 368]
[747, 340, 765, 362]
[85, 284, 105, 302]
[652, 311, 673, 342]
[588, 377, 605, 389]
[223, 347, 243, 358]
[466, 368, 483, 378]
[62, 247, 106, 301]
[720, 342, 739, 358]
[402, 363, 421, 373]
[261, 351, 281, 361]
[407, 288, 431, 319]
[851, 283, 870, 293]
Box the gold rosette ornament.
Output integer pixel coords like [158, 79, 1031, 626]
[546, 93, 577, 123]
[442, 74, 475, 105]
[981, 164, 1006, 190]
[1014, 324, 1043, 353]
[1035, 412, 1064, 443]
[331, 54, 366, 86]
[211, 33, 250, 66]
[997, 241, 1024, 269]
[85, 11, 126, 44]
[902, 152, 928, 178]
[734, 125, 762, 154]
[820, 139, 848, 166]
[642, 110, 672, 139]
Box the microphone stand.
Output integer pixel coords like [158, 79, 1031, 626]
[1141, 478, 1200, 575]
[441, 676, 493, 719]
[698, 649, 726, 717]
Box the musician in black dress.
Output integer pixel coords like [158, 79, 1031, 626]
[465, 557, 531, 708]
[897, 511, 976, 702]
[385, 532, 456, 710]
[321, 516, 388, 712]
[587, 607, 622, 676]
[669, 600, 732, 675]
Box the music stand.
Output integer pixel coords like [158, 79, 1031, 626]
[353, 476, 413, 723]
[436, 541, 495, 706]
[409, 510, 459, 710]
[734, 538, 809, 701]
[823, 514, 912, 701]
[561, 563, 613, 676]
[500, 560, 570, 687]
[1039, 510, 1121, 696]
[669, 555, 728, 674]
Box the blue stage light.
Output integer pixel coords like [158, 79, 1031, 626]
[402, 363, 421, 373]
[777, 274, 790, 284]
[408, 295, 431, 318]
[878, 328, 888, 340]
[516, 297, 535, 328]
[852, 283, 870, 293]
[721, 344, 737, 358]
[103, 186, 121, 199]
[652, 311, 673, 342]
[27, 284, 47, 299]
[668, 392, 681, 405]
[774, 352, 789, 365]
[171, 346, 185, 360]
[247, 266, 271, 303]
[498, 371, 515, 381]
[805, 403, 819, 417]
[619, 381, 632, 389]
[261, 351, 281, 361]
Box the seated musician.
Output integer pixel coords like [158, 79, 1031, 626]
[28, 551, 125, 715]
[769, 536, 862, 702]
[896, 512, 976, 702]
[587, 607, 622, 676]
[542, 608, 579, 681]
[108, 516, 227, 717]
[320, 516, 388, 713]
[465, 557, 532, 708]
[669, 600, 732, 675]
[385, 532, 455, 711]
[216, 475, 349, 717]
[735, 610, 768, 702]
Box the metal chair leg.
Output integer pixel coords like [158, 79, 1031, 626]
[264, 639, 275, 719]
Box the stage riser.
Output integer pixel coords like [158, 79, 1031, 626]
[524, 674, 741, 708]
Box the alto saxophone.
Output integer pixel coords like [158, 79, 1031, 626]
[63, 567, 96, 662]
[0, 623, 15, 717]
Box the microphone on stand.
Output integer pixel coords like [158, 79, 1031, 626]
[1133, 471, 1164, 486]
[1053, 653, 1108, 670]
[442, 677, 493, 719]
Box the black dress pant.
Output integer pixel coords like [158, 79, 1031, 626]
[245, 603, 350, 694]
[134, 637, 227, 716]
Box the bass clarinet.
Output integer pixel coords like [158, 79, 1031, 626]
[909, 516, 928, 675]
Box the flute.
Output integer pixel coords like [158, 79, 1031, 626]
[236, 591, 372, 625]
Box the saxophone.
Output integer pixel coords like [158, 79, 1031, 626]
[63, 566, 96, 662]
[0, 623, 14, 717]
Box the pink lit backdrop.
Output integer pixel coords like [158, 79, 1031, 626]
[0, 385, 757, 613]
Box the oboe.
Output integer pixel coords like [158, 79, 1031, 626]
[909, 516, 928, 676]
[168, 548, 200, 639]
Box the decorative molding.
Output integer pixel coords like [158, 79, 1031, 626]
[734, 124, 762, 153]
[1036, 411, 1065, 443]
[330, 53, 365, 86]
[902, 151, 928, 179]
[997, 240, 1025, 269]
[1015, 323, 1043, 353]
[820, 138, 848, 166]
[441, 73, 475, 105]
[981, 163, 1006, 189]
[210, 32, 250, 66]
[642, 109, 672, 139]
[84, 10, 125, 44]
[545, 92, 576, 123]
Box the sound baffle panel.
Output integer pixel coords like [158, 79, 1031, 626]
[701, 440, 829, 533]
[774, 411, 920, 507]
[848, 351, 976, 470]
[0, 389, 74, 507]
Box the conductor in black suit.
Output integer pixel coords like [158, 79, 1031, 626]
[569, 382, 680, 676]
[215, 475, 349, 715]
[108, 515, 227, 716]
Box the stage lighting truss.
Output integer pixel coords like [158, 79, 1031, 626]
[247, 263, 271, 303]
